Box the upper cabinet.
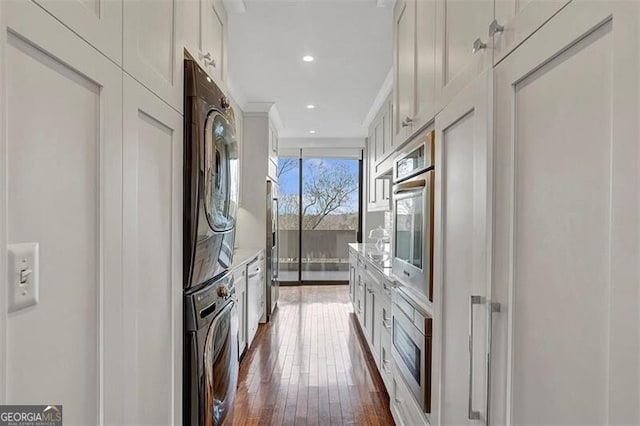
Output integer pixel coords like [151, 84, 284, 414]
[434, 0, 493, 111]
[492, 0, 570, 64]
[123, 0, 183, 112]
[367, 95, 392, 212]
[393, 0, 436, 147]
[183, 0, 227, 87]
[33, 0, 122, 64]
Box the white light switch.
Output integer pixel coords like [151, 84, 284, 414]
[8, 242, 39, 313]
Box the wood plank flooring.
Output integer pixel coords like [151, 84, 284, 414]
[230, 285, 395, 426]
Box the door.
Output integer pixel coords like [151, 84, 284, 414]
[123, 0, 183, 112]
[434, 0, 493, 110]
[200, 0, 225, 84]
[491, 3, 640, 424]
[122, 74, 183, 426]
[433, 70, 492, 425]
[493, 0, 570, 64]
[0, 1, 122, 422]
[414, 0, 436, 130]
[394, 0, 416, 143]
[33, 0, 122, 63]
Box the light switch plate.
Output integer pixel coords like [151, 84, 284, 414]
[8, 242, 39, 313]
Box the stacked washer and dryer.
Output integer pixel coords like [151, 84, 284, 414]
[183, 54, 240, 426]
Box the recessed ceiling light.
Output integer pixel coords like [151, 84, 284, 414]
[302, 55, 314, 62]
[309, 130, 316, 134]
[306, 104, 315, 109]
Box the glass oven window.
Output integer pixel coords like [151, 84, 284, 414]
[396, 145, 425, 180]
[393, 319, 421, 383]
[204, 111, 239, 232]
[395, 192, 423, 269]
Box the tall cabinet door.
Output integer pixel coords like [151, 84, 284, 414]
[393, 0, 415, 144]
[434, 0, 493, 110]
[433, 70, 492, 426]
[122, 75, 183, 426]
[491, 3, 640, 425]
[33, 0, 122, 63]
[0, 1, 122, 422]
[123, 0, 183, 112]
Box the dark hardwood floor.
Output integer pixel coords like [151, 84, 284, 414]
[230, 285, 395, 426]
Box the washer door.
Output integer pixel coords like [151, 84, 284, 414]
[203, 110, 239, 233]
[203, 300, 239, 425]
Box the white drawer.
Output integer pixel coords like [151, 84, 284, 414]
[391, 360, 430, 426]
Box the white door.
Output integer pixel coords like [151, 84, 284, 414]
[414, 0, 436, 130]
[200, 0, 225, 84]
[122, 74, 183, 426]
[491, 2, 640, 424]
[394, 0, 415, 144]
[123, 0, 183, 112]
[434, 0, 493, 110]
[0, 1, 122, 422]
[33, 0, 122, 63]
[433, 70, 492, 426]
[493, 0, 570, 64]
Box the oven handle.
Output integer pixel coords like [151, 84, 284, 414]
[393, 179, 426, 194]
[468, 295, 484, 421]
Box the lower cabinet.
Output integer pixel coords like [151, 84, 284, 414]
[233, 266, 247, 357]
[391, 364, 429, 426]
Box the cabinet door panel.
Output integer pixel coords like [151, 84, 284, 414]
[493, 0, 570, 64]
[33, 0, 122, 63]
[492, 3, 640, 424]
[414, 0, 436, 128]
[201, 0, 225, 84]
[433, 70, 491, 426]
[435, 0, 492, 110]
[123, 0, 182, 112]
[0, 1, 122, 421]
[123, 75, 182, 426]
[394, 0, 415, 143]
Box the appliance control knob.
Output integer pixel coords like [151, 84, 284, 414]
[220, 96, 230, 109]
[217, 284, 229, 298]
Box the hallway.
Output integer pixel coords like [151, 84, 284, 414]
[232, 286, 394, 425]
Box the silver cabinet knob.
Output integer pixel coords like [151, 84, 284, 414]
[401, 121, 409, 128]
[199, 51, 212, 61]
[489, 19, 504, 36]
[472, 38, 487, 53]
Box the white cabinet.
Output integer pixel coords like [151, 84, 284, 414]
[183, 0, 227, 87]
[33, 0, 122, 64]
[493, 0, 569, 64]
[432, 69, 492, 426]
[0, 1, 122, 422]
[434, 0, 493, 111]
[123, 0, 183, 112]
[393, 0, 436, 146]
[122, 74, 182, 426]
[268, 124, 279, 179]
[366, 95, 392, 212]
[233, 266, 248, 356]
[247, 253, 265, 348]
[491, 2, 640, 424]
[201, 0, 226, 84]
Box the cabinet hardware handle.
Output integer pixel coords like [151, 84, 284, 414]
[468, 295, 484, 420]
[204, 57, 217, 69]
[199, 51, 212, 60]
[405, 116, 413, 123]
[401, 120, 409, 128]
[383, 319, 392, 329]
[489, 19, 504, 37]
[486, 300, 501, 425]
[472, 38, 487, 53]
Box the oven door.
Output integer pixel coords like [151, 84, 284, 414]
[203, 299, 239, 425]
[392, 171, 434, 299]
[392, 299, 429, 412]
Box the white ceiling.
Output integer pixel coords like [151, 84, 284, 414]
[228, 0, 393, 139]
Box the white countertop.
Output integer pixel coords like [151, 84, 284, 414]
[231, 248, 263, 270]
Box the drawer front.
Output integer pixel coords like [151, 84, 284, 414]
[392, 361, 429, 426]
[380, 328, 393, 392]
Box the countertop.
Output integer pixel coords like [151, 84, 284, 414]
[231, 248, 263, 271]
[348, 243, 395, 279]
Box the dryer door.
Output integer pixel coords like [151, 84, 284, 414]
[203, 299, 239, 425]
[204, 110, 239, 233]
